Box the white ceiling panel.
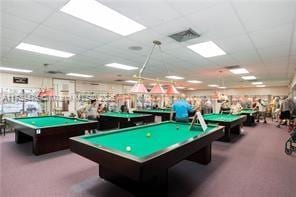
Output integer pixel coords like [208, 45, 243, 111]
[166, 0, 218, 16]
[2, 13, 39, 34]
[1, 0, 56, 24]
[185, 3, 245, 40]
[1, 28, 28, 44]
[26, 25, 101, 51]
[4, 50, 62, 65]
[215, 35, 254, 54]
[231, 0, 296, 32]
[43, 12, 121, 44]
[1, 0, 295, 88]
[207, 55, 237, 67]
[33, 0, 69, 9]
[23, 35, 84, 55]
[258, 45, 290, 60]
[127, 29, 175, 47]
[99, 0, 182, 28]
[230, 50, 262, 66]
[249, 24, 293, 48]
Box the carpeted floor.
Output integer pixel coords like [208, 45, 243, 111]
[1, 120, 296, 197]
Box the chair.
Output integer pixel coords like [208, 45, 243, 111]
[0, 114, 6, 136]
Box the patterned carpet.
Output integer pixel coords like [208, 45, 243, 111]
[1, 120, 295, 197]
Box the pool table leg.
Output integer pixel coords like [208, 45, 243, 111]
[99, 165, 168, 197]
[15, 130, 32, 144]
[187, 144, 212, 165]
[220, 127, 231, 142]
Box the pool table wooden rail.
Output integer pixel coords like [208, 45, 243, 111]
[70, 122, 224, 196]
[6, 117, 97, 155]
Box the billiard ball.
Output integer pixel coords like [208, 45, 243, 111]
[146, 133, 151, 137]
[126, 146, 132, 152]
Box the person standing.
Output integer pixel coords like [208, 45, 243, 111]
[86, 99, 99, 133]
[256, 99, 267, 123]
[230, 100, 242, 114]
[172, 96, 194, 122]
[120, 101, 129, 113]
[220, 100, 230, 114]
[277, 96, 294, 127]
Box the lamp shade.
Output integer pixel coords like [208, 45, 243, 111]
[150, 83, 165, 94]
[166, 84, 179, 94]
[37, 89, 46, 97]
[45, 88, 54, 97]
[130, 83, 148, 94]
[38, 88, 54, 97]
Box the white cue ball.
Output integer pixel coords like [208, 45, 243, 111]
[126, 146, 132, 152]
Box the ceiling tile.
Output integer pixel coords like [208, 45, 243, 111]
[231, 0, 296, 32]
[2, 0, 56, 24]
[185, 3, 245, 40]
[249, 24, 293, 48]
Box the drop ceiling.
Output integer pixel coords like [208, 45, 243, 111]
[1, 0, 296, 89]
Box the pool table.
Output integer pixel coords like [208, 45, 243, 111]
[133, 109, 174, 121]
[6, 116, 97, 155]
[98, 112, 154, 130]
[70, 121, 224, 196]
[238, 109, 258, 126]
[202, 113, 247, 142]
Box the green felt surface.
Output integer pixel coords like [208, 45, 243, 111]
[134, 109, 173, 114]
[101, 112, 150, 118]
[203, 113, 241, 122]
[14, 116, 88, 128]
[80, 122, 217, 158]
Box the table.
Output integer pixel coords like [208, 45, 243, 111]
[133, 109, 175, 121]
[238, 109, 258, 126]
[202, 113, 247, 142]
[99, 112, 154, 130]
[70, 121, 224, 196]
[6, 116, 97, 155]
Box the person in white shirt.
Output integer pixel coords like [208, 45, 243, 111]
[255, 99, 267, 123]
[230, 100, 242, 114]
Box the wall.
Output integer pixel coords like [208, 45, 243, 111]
[0, 72, 52, 89]
[0, 72, 132, 93]
[184, 86, 289, 97]
[75, 80, 131, 93]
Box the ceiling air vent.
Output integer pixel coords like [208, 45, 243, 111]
[47, 70, 64, 74]
[225, 65, 241, 70]
[168, 28, 200, 42]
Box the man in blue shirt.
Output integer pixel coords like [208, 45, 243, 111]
[172, 97, 194, 122]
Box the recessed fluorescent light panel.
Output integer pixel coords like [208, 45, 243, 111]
[0, 66, 32, 73]
[60, 0, 146, 36]
[165, 76, 184, 80]
[16, 43, 75, 58]
[187, 80, 202, 83]
[66, 73, 93, 78]
[208, 84, 218, 87]
[229, 68, 249, 74]
[125, 80, 137, 83]
[256, 85, 266, 88]
[252, 82, 263, 85]
[218, 86, 226, 89]
[187, 88, 195, 90]
[242, 76, 256, 80]
[187, 41, 226, 58]
[105, 63, 138, 70]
